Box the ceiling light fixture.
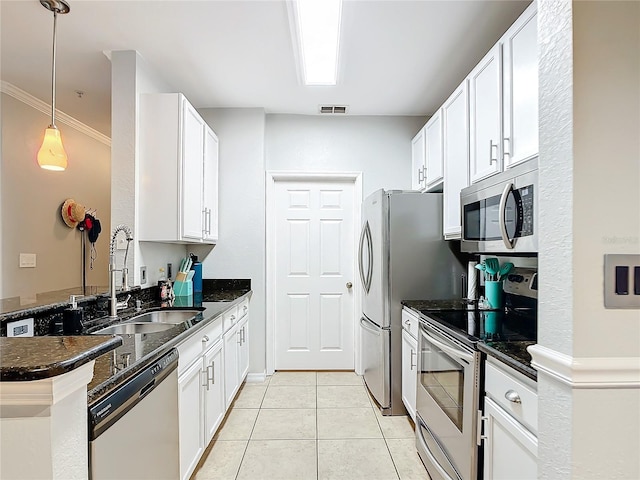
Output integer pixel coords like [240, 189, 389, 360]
[37, 0, 70, 171]
[293, 0, 342, 85]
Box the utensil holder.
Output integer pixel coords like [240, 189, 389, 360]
[173, 280, 193, 298]
[484, 281, 504, 310]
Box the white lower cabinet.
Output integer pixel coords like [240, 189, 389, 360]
[203, 340, 225, 443]
[482, 359, 538, 480]
[483, 397, 537, 479]
[224, 309, 250, 409]
[178, 359, 205, 480]
[176, 299, 250, 480]
[401, 328, 417, 421]
[223, 322, 241, 408]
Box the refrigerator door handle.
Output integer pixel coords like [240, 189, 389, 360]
[365, 222, 373, 293]
[360, 317, 381, 336]
[359, 221, 373, 294]
[358, 222, 367, 291]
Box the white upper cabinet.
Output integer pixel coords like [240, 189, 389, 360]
[411, 127, 427, 191]
[502, 4, 538, 168]
[203, 127, 219, 242]
[139, 93, 219, 244]
[469, 44, 503, 183]
[424, 109, 444, 191]
[442, 81, 470, 239]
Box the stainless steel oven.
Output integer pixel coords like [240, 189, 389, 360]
[415, 318, 481, 480]
[461, 158, 537, 253]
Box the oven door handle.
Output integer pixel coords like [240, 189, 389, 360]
[416, 416, 461, 480]
[423, 326, 474, 363]
[498, 182, 515, 250]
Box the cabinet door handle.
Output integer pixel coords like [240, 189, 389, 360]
[503, 137, 511, 158]
[237, 330, 242, 344]
[410, 349, 416, 370]
[242, 326, 246, 344]
[202, 208, 208, 234]
[207, 208, 212, 235]
[489, 140, 498, 165]
[202, 370, 209, 389]
[505, 389, 521, 403]
[243, 305, 248, 314]
[208, 362, 215, 385]
[422, 166, 427, 184]
[418, 167, 424, 184]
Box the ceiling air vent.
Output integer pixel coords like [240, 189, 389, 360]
[319, 105, 349, 114]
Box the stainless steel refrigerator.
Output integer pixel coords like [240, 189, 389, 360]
[359, 190, 464, 415]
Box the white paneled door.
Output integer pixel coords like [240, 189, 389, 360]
[274, 179, 356, 370]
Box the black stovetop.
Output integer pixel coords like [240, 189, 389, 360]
[422, 307, 537, 346]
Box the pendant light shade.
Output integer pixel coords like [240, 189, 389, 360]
[37, 126, 68, 170]
[38, 0, 70, 171]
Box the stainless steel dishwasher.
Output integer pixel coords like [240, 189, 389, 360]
[89, 348, 180, 479]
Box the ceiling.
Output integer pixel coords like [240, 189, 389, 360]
[1, 0, 529, 137]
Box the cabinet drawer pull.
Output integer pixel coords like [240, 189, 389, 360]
[230, 315, 236, 322]
[202, 335, 210, 343]
[505, 389, 521, 403]
[489, 140, 498, 165]
[243, 305, 248, 313]
[404, 319, 410, 327]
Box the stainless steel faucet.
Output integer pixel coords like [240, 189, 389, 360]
[109, 224, 133, 318]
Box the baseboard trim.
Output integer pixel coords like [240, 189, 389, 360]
[528, 344, 640, 388]
[245, 372, 267, 383]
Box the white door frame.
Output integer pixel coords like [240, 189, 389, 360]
[265, 171, 363, 376]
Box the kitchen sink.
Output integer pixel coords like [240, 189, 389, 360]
[93, 322, 177, 335]
[127, 310, 200, 325]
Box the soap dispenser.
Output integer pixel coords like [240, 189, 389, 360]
[62, 295, 84, 334]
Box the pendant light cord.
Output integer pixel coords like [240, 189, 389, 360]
[50, 9, 58, 128]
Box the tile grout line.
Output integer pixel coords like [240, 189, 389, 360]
[233, 378, 269, 480]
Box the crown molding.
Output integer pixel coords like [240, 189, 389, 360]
[528, 344, 640, 388]
[1, 81, 111, 147]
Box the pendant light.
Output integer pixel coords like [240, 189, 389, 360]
[37, 0, 70, 171]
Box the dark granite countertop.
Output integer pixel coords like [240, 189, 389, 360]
[87, 290, 251, 405]
[0, 335, 122, 381]
[478, 341, 537, 380]
[402, 300, 537, 381]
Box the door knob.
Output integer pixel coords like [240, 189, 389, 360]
[346, 282, 353, 289]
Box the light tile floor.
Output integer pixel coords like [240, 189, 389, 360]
[193, 371, 429, 480]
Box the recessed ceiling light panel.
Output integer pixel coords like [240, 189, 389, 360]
[293, 0, 342, 86]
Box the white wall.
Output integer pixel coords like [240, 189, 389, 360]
[536, 1, 640, 478]
[198, 108, 266, 375]
[1, 89, 111, 298]
[265, 114, 426, 197]
[110, 51, 186, 288]
[194, 112, 424, 375]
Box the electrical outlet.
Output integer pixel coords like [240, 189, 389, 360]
[19, 253, 36, 268]
[140, 266, 147, 284]
[167, 263, 173, 280]
[604, 254, 640, 308]
[7, 318, 34, 337]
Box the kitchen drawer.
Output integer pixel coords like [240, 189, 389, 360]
[176, 316, 223, 375]
[222, 306, 239, 333]
[237, 298, 249, 320]
[401, 308, 419, 339]
[485, 359, 538, 435]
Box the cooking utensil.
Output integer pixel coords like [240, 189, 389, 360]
[498, 262, 514, 281]
[484, 257, 500, 281]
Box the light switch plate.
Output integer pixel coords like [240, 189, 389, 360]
[604, 254, 640, 308]
[19, 253, 36, 268]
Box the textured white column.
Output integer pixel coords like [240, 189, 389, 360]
[0, 361, 94, 480]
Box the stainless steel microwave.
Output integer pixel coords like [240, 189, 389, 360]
[461, 158, 537, 254]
